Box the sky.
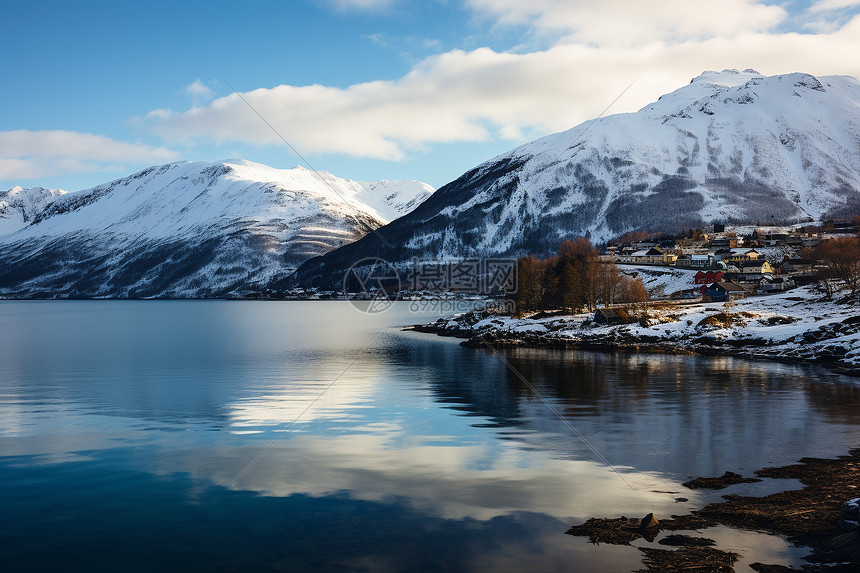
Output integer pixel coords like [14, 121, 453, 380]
[3, 0, 860, 193]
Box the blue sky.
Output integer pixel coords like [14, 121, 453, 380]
[3, 0, 860, 192]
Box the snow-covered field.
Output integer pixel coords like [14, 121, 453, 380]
[423, 286, 860, 373]
[617, 264, 699, 296]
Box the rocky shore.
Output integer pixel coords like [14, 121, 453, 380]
[566, 449, 860, 572]
[409, 286, 860, 377]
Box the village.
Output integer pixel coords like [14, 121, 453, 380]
[410, 218, 860, 377]
[608, 220, 858, 301]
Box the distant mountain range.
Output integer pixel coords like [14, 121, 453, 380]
[0, 159, 433, 298]
[3, 70, 860, 297]
[294, 69, 860, 289]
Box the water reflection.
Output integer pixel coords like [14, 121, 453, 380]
[1, 452, 647, 573]
[1, 301, 858, 571]
[805, 380, 860, 424]
[153, 433, 687, 522]
[484, 348, 860, 476]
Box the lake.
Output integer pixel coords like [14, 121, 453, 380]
[1, 301, 858, 572]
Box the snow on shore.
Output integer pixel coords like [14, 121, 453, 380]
[421, 286, 860, 374]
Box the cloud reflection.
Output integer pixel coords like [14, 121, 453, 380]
[156, 427, 691, 523]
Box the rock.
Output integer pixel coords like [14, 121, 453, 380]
[641, 513, 659, 529]
[823, 531, 860, 562]
[682, 471, 761, 490]
[658, 534, 716, 547]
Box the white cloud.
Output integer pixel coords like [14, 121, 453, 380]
[809, 0, 860, 13]
[803, 0, 860, 31]
[142, 2, 860, 164]
[0, 130, 179, 180]
[466, 0, 787, 47]
[184, 78, 215, 107]
[363, 32, 390, 47]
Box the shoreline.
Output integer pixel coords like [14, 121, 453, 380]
[407, 286, 860, 377]
[406, 287, 860, 569]
[408, 324, 860, 377]
[566, 449, 860, 572]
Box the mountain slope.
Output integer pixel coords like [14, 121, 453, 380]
[0, 159, 433, 298]
[293, 69, 860, 289]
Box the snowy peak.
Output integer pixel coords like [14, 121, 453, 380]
[0, 185, 67, 236]
[0, 159, 434, 298]
[24, 159, 433, 237]
[354, 179, 437, 220]
[215, 158, 434, 221]
[497, 69, 860, 230]
[642, 70, 833, 119]
[293, 70, 860, 289]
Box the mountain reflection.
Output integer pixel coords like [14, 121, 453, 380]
[413, 346, 860, 476]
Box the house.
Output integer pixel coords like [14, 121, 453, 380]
[594, 308, 633, 325]
[713, 248, 734, 262]
[705, 281, 748, 302]
[676, 238, 697, 250]
[738, 260, 773, 275]
[677, 235, 710, 251]
[763, 232, 790, 245]
[617, 247, 676, 266]
[633, 239, 658, 251]
[694, 270, 724, 285]
[715, 248, 760, 264]
[758, 276, 796, 293]
[780, 257, 816, 275]
[833, 220, 859, 233]
[724, 261, 773, 287]
[710, 237, 739, 249]
[676, 253, 714, 269]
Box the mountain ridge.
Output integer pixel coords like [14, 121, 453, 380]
[292, 69, 860, 289]
[0, 159, 433, 298]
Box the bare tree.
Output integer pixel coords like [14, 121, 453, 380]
[595, 261, 621, 307]
[805, 237, 860, 298]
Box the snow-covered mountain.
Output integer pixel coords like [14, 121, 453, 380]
[0, 185, 67, 236]
[294, 69, 860, 288]
[0, 159, 433, 298]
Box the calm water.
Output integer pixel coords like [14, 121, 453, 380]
[1, 301, 858, 572]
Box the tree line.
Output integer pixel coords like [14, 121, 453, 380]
[516, 238, 648, 314]
[803, 233, 860, 299]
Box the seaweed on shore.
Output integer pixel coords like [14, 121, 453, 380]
[637, 546, 738, 572]
[682, 471, 762, 490]
[658, 534, 717, 547]
[567, 448, 860, 572]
